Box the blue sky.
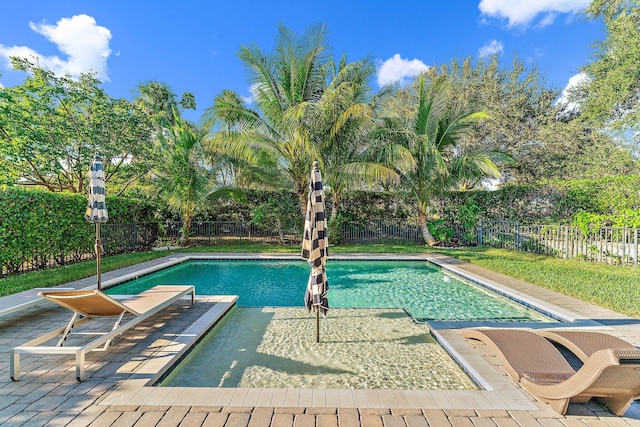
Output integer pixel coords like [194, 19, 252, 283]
[0, 0, 602, 123]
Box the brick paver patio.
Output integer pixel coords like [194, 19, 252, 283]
[0, 253, 638, 426]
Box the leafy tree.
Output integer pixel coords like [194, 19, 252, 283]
[411, 55, 636, 182]
[250, 195, 302, 243]
[0, 57, 155, 194]
[374, 74, 507, 245]
[202, 24, 330, 213]
[153, 113, 244, 244]
[431, 56, 559, 183]
[577, 0, 640, 135]
[535, 118, 638, 180]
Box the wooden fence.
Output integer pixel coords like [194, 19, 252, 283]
[476, 220, 639, 266]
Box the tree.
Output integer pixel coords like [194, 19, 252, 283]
[404, 55, 636, 183]
[307, 55, 398, 219]
[134, 81, 196, 129]
[153, 113, 244, 244]
[432, 56, 559, 183]
[577, 0, 640, 134]
[202, 24, 330, 213]
[374, 74, 507, 245]
[0, 57, 155, 194]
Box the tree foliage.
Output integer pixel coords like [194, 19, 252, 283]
[0, 58, 155, 194]
[133, 80, 195, 129]
[413, 55, 637, 182]
[578, 0, 640, 135]
[152, 114, 244, 243]
[374, 74, 506, 245]
[203, 24, 330, 213]
[306, 55, 398, 219]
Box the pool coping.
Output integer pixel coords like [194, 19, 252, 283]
[95, 252, 603, 411]
[102, 300, 537, 410]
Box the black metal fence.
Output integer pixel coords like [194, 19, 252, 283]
[3, 219, 638, 277]
[158, 219, 423, 246]
[1, 223, 159, 276]
[340, 220, 423, 244]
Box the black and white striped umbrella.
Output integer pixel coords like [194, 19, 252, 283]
[85, 155, 108, 223]
[301, 161, 329, 341]
[85, 155, 108, 290]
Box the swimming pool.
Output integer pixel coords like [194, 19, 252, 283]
[159, 306, 478, 389]
[108, 259, 550, 322]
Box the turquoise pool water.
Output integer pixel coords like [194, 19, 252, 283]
[108, 259, 550, 322]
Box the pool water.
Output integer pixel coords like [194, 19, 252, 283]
[108, 260, 550, 322]
[159, 307, 478, 389]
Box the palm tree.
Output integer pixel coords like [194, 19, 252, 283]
[374, 74, 507, 245]
[154, 114, 243, 244]
[309, 56, 399, 220]
[134, 81, 196, 129]
[134, 81, 180, 128]
[202, 24, 330, 214]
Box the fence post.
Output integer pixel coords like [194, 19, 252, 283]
[565, 227, 570, 259]
[477, 222, 483, 246]
[635, 228, 638, 267]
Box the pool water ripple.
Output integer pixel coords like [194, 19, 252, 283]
[109, 260, 550, 322]
[160, 307, 478, 390]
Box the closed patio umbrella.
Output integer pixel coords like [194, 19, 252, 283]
[301, 161, 329, 342]
[85, 155, 108, 290]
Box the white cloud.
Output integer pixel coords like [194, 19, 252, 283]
[478, 0, 591, 27]
[479, 40, 504, 58]
[241, 95, 253, 104]
[0, 14, 112, 81]
[377, 54, 429, 87]
[556, 72, 589, 114]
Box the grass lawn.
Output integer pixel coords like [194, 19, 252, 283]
[431, 246, 640, 318]
[1, 242, 638, 318]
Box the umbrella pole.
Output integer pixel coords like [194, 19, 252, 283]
[316, 308, 320, 343]
[96, 222, 102, 291]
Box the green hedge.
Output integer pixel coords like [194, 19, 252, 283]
[3, 174, 637, 275]
[440, 175, 640, 226]
[0, 188, 156, 274]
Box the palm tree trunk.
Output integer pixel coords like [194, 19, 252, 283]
[418, 209, 437, 246]
[330, 191, 340, 220]
[181, 212, 192, 246]
[296, 180, 307, 217]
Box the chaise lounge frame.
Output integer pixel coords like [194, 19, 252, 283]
[535, 329, 637, 362]
[462, 328, 640, 415]
[10, 285, 195, 382]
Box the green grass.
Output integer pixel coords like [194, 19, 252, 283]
[1, 242, 638, 318]
[431, 247, 640, 318]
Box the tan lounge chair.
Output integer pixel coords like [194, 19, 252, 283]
[10, 285, 195, 381]
[462, 328, 640, 415]
[535, 330, 637, 362]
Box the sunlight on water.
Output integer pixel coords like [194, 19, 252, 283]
[109, 260, 549, 322]
[160, 307, 477, 389]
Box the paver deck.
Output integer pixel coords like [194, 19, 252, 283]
[0, 252, 638, 426]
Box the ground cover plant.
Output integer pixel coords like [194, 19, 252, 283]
[1, 243, 637, 318]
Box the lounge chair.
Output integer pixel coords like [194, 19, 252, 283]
[462, 328, 640, 415]
[10, 285, 195, 382]
[535, 330, 637, 362]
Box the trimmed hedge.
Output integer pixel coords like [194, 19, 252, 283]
[2, 174, 638, 275]
[0, 188, 156, 274]
[440, 175, 640, 226]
